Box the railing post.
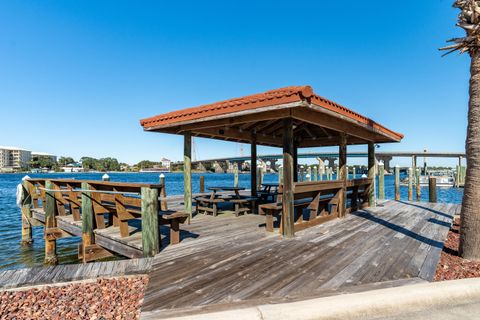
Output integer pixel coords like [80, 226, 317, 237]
[429, 177, 437, 203]
[234, 163, 239, 187]
[141, 187, 160, 257]
[81, 182, 94, 263]
[159, 174, 168, 211]
[44, 180, 58, 265]
[394, 165, 400, 201]
[416, 168, 421, 200]
[199, 175, 205, 193]
[408, 167, 413, 201]
[378, 161, 385, 200]
[21, 180, 33, 246]
[312, 166, 317, 181]
[306, 166, 312, 182]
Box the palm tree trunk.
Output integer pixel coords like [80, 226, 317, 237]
[460, 49, 480, 260]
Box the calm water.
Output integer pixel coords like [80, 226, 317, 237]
[0, 172, 463, 270]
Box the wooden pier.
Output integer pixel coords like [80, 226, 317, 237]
[140, 200, 457, 318]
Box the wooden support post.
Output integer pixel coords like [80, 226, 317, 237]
[312, 166, 317, 181]
[336, 166, 339, 180]
[159, 174, 167, 211]
[282, 118, 295, 238]
[81, 182, 94, 263]
[44, 180, 58, 265]
[339, 133, 347, 217]
[278, 166, 283, 184]
[429, 177, 437, 203]
[184, 133, 192, 220]
[199, 175, 205, 193]
[21, 180, 33, 246]
[455, 165, 460, 188]
[408, 167, 413, 201]
[299, 166, 304, 182]
[378, 162, 385, 200]
[293, 141, 298, 182]
[416, 168, 421, 200]
[368, 142, 376, 207]
[251, 133, 257, 197]
[233, 163, 239, 187]
[352, 167, 356, 180]
[141, 187, 160, 257]
[346, 166, 349, 180]
[394, 165, 400, 201]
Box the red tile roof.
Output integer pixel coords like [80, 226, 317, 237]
[140, 85, 403, 141]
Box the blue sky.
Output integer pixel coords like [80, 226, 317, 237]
[0, 1, 469, 166]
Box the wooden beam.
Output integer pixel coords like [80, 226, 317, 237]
[339, 133, 347, 217]
[292, 107, 383, 142]
[191, 127, 281, 147]
[297, 135, 367, 148]
[184, 133, 192, 219]
[368, 142, 376, 207]
[282, 118, 295, 238]
[251, 133, 257, 197]
[173, 108, 293, 133]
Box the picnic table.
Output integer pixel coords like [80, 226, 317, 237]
[258, 183, 279, 202]
[197, 186, 256, 217]
[207, 186, 246, 200]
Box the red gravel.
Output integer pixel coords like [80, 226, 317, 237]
[0, 276, 148, 320]
[435, 218, 480, 281]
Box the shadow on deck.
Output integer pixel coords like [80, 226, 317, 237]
[141, 200, 457, 318]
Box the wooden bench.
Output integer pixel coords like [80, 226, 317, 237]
[259, 181, 344, 233]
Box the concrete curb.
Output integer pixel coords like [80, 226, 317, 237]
[154, 278, 480, 320]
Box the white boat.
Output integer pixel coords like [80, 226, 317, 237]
[401, 175, 455, 187]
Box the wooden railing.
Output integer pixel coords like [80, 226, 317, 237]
[21, 178, 188, 264]
[260, 178, 373, 233]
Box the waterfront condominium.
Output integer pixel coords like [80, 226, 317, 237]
[0, 146, 32, 171]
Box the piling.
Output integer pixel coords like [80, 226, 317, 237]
[257, 166, 263, 188]
[299, 166, 304, 182]
[429, 177, 437, 203]
[352, 167, 356, 180]
[378, 162, 385, 200]
[336, 167, 339, 180]
[416, 168, 421, 200]
[455, 165, 460, 188]
[20, 180, 33, 246]
[102, 173, 110, 181]
[408, 167, 413, 201]
[141, 187, 160, 257]
[312, 166, 318, 181]
[233, 163, 239, 187]
[81, 182, 94, 263]
[346, 166, 349, 180]
[199, 175, 205, 193]
[44, 180, 58, 265]
[394, 165, 400, 201]
[159, 174, 167, 211]
[306, 167, 312, 182]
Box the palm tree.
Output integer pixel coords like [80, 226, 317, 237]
[442, 0, 480, 260]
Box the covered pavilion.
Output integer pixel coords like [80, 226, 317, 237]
[140, 85, 403, 237]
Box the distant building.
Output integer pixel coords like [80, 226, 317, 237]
[0, 146, 31, 171]
[62, 163, 84, 173]
[31, 151, 57, 163]
[160, 157, 171, 169]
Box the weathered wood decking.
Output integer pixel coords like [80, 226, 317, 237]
[141, 200, 457, 318]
